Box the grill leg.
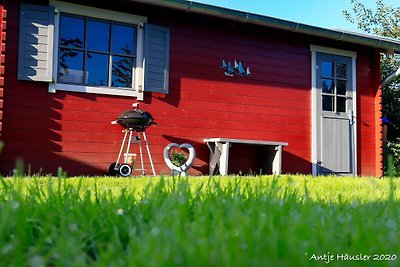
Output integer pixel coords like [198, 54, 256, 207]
[124, 130, 133, 164]
[138, 133, 145, 175]
[115, 130, 129, 169]
[143, 132, 156, 176]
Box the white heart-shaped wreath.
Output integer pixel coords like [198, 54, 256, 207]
[163, 143, 196, 173]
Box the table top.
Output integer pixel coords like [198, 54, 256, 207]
[204, 138, 288, 147]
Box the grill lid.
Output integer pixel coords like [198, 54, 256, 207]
[116, 109, 157, 131]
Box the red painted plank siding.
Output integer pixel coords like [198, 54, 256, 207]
[356, 50, 382, 176]
[0, 0, 6, 138]
[0, 0, 381, 176]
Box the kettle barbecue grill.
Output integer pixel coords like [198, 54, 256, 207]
[115, 109, 156, 132]
[109, 103, 157, 177]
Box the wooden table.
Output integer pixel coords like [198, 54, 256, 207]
[204, 138, 288, 175]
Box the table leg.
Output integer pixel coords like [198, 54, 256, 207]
[272, 145, 283, 175]
[208, 142, 220, 175]
[218, 142, 230, 175]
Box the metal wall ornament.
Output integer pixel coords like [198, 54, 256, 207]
[221, 59, 251, 77]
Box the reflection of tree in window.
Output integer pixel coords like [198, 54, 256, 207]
[60, 37, 83, 49]
[112, 45, 134, 88]
[322, 79, 334, 94]
[322, 81, 328, 92]
[59, 49, 78, 73]
[59, 38, 83, 68]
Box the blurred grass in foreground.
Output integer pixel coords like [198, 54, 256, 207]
[0, 175, 399, 267]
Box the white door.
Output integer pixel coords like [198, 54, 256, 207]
[315, 52, 356, 175]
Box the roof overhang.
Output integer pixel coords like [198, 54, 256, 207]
[129, 0, 400, 54]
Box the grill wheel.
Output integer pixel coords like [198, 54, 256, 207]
[118, 164, 132, 177]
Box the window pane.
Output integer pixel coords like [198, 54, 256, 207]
[322, 96, 334, 111]
[60, 15, 84, 48]
[337, 97, 346, 112]
[87, 19, 110, 52]
[112, 24, 136, 55]
[336, 63, 347, 79]
[337, 80, 347, 95]
[321, 61, 333, 78]
[322, 79, 334, 94]
[86, 52, 109, 86]
[58, 49, 84, 84]
[112, 56, 134, 87]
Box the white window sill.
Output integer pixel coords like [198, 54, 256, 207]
[49, 83, 143, 100]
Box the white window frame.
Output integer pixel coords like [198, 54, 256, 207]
[49, 0, 147, 100]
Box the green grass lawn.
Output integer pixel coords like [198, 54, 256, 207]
[0, 175, 399, 266]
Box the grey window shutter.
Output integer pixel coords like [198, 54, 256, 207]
[144, 24, 170, 93]
[18, 4, 54, 82]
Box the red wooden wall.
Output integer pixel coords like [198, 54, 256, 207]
[0, 0, 6, 140]
[356, 50, 383, 177]
[0, 0, 382, 176]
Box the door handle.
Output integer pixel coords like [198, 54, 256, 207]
[348, 110, 354, 125]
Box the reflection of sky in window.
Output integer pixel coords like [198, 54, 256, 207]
[87, 52, 109, 86]
[112, 24, 136, 55]
[321, 61, 333, 78]
[60, 15, 84, 48]
[87, 20, 110, 52]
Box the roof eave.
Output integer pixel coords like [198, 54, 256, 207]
[130, 0, 400, 54]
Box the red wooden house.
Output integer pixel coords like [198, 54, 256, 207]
[0, 0, 399, 176]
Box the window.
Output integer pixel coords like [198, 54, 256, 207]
[321, 60, 348, 113]
[18, 1, 170, 98]
[49, 0, 147, 98]
[58, 14, 137, 89]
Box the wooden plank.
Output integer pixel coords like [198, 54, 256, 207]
[204, 138, 288, 147]
[170, 52, 310, 72]
[171, 29, 310, 57]
[170, 43, 309, 64]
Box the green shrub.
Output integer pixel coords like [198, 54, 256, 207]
[386, 138, 400, 176]
[171, 150, 187, 167]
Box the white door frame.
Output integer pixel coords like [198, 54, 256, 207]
[310, 45, 358, 176]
